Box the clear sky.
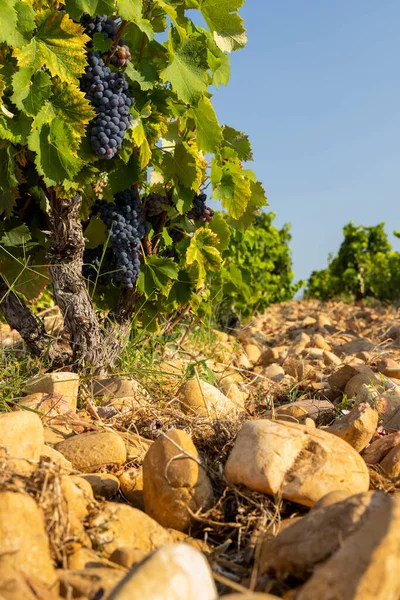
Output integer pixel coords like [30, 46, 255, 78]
[208, 1, 400, 285]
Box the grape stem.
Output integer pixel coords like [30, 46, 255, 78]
[105, 19, 127, 65]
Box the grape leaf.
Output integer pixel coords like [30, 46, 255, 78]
[207, 46, 230, 87]
[64, 0, 115, 20]
[222, 125, 253, 161]
[0, 146, 19, 217]
[11, 68, 52, 116]
[28, 116, 83, 185]
[162, 143, 200, 190]
[191, 95, 222, 154]
[0, 224, 31, 246]
[125, 62, 158, 91]
[186, 228, 221, 287]
[209, 212, 231, 251]
[51, 79, 96, 138]
[138, 256, 178, 297]
[161, 34, 208, 105]
[14, 1, 36, 44]
[14, 10, 89, 84]
[0, 247, 49, 302]
[0, 0, 35, 48]
[92, 32, 113, 54]
[168, 269, 195, 305]
[235, 180, 268, 230]
[199, 0, 247, 52]
[212, 165, 251, 220]
[84, 216, 107, 249]
[117, 0, 154, 39]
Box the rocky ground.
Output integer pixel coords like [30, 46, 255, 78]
[1, 299, 400, 599]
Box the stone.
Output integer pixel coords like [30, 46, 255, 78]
[119, 467, 144, 510]
[88, 503, 171, 557]
[143, 429, 214, 532]
[59, 568, 125, 599]
[0, 491, 57, 587]
[56, 431, 127, 472]
[263, 364, 285, 382]
[109, 547, 149, 569]
[222, 595, 282, 599]
[355, 384, 392, 417]
[70, 475, 95, 500]
[383, 405, 400, 430]
[380, 445, 400, 478]
[276, 399, 335, 426]
[166, 529, 211, 553]
[282, 358, 313, 380]
[44, 423, 75, 446]
[328, 365, 364, 391]
[92, 377, 149, 401]
[0, 565, 38, 600]
[302, 316, 317, 327]
[317, 314, 332, 328]
[225, 383, 246, 409]
[79, 473, 120, 499]
[238, 352, 253, 370]
[335, 338, 376, 356]
[313, 334, 332, 351]
[177, 378, 241, 418]
[323, 350, 342, 367]
[41, 445, 73, 471]
[258, 347, 285, 366]
[296, 493, 400, 600]
[107, 543, 217, 600]
[118, 431, 152, 461]
[68, 546, 113, 570]
[213, 329, 229, 342]
[377, 358, 400, 378]
[224, 420, 369, 507]
[312, 490, 353, 510]
[362, 432, 400, 465]
[260, 490, 386, 578]
[244, 343, 261, 364]
[24, 372, 79, 410]
[326, 402, 378, 452]
[16, 392, 77, 418]
[60, 475, 91, 544]
[344, 372, 382, 399]
[0, 411, 44, 474]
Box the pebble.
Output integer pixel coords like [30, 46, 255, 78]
[24, 372, 79, 410]
[56, 431, 127, 472]
[0, 411, 44, 474]
[177, 378, 241, 418]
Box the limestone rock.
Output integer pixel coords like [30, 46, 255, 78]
[0, 565, 38, 600]
[0, 411, 44, 474]
[377, 358, 400, 378]
[44, 423, 75, 446]
[69, 475, 95, 500]
[263, 364, 285, 382]
[296, 493, 400, 600]
[328, 364, 367, 391]
[24, 372, 79, 410]
[0, 491, 57, 587]
[244, 343, 261, 364]
[260, 490, 385, 578]
[60, 475, 91, 542]
[109, 547, 149, 569]
[323, 350, 342, 367]
[68, 546, 113, 570]
[225, 382, 246, 409]
[317, 314, 332, 329]
[345, 372, 382, 399]
[313, 334, 332, 351]
[79, 473, 120, 499]
[119, 467, 144, 510]
[326, 402, 378, 452]
[118, 431, 152, 461]
[92, 376, 149, 401]
[177, 378, 241, 418]
[222, 595, 282, 599]
[143, 429, 214, 532]
[107, 543, 217, 600]
[59, 568, 125, 599]
[383, 405, 400, 430]
[380, 445, 400, 478]
[312, 490, 353, 510]
[282, 357, 313, 380]
[362, 432, 400, 465]
[225, 420, 369, 507]
[276, 399, 335, 426]
[88, 502, 171, 557]
[41, 445, 72, 471]
[56, 431, 127, 472]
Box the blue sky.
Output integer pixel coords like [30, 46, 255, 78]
[208, 1, 400, 284]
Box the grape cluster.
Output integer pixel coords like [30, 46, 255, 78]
[81, 14, 118, 40]
[187, 193, 214, 223]
[82, 248, 114, 284]
[144, 193, 171, 217]
[95, 189, 148, 289]
[80, 53, 133, 159]
[111, 45, 132, 68]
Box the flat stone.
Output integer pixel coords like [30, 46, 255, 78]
[16, 392, 77, 418]
[276, 399, 335, 426]
[24, 372, 79, 410]
[263, 364, 285, 382]
[92, 377, 149, 401]
[225, 420, 369, 507]
[56, 431, 127, 472]
[79, 473, 120, 499]
[177, 378, 241, 418]
[326, 402, 378, 452]
[41, 445, 73, 471]
[0, 411, 44, 474]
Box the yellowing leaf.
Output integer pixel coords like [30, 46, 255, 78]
[14, 10, 89, 83]
[191, 95, 222, 154]
[186, 228, 222, 287]
[51, 79, 96, 138]
[199, 0, 247, 52]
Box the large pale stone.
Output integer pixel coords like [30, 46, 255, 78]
[326, 402, 378, 452]
[24, 372, 79, 410]
[143, 429, 214, 532]
[107, 544, 217, 600]
[345, 372, 382, 399]
[225, 420, 369, 507]
[92, 377, 149, 401]
[16, 392, 77, 418]
[0, 491, 57, 587]
[41, 444, 73, 471]
[88, 502, 171, 557]
[0, 411, 44, 473]
[297, 493, 400, 600]
[276, 399, 335, 425]
[177, 378, 241, 418]
[56, 431, 126, 472]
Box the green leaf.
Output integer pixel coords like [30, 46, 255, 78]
[84, 216, 107, 249]
[0, 0, 35, 48]
[236, 180, 268, 229]
[50, 79, 96, 138]
[28, 116, 83, 185]
[222, 125, 253, 161]
[11, 68, 52, 116]
[199, 0, 247, 52]
[209, 212, 230, 251]
[212, 165, 251, 220]
[161, 34, 208, 105]
[0, 224, 31, 246]
[207, 47, 230, 87]
[138, 255, 178, 297]
[186, 228, 222, 287]
[117, 0, 154, 39]
[125, 62, 158, 91]
[0, 247, 49, 302]
[14, 10, 89, 84]
[92, 32, 113, 54]
[64, 0, 114, 20]
[0, 146, 19, 217]
[191, 95, 222, 153]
